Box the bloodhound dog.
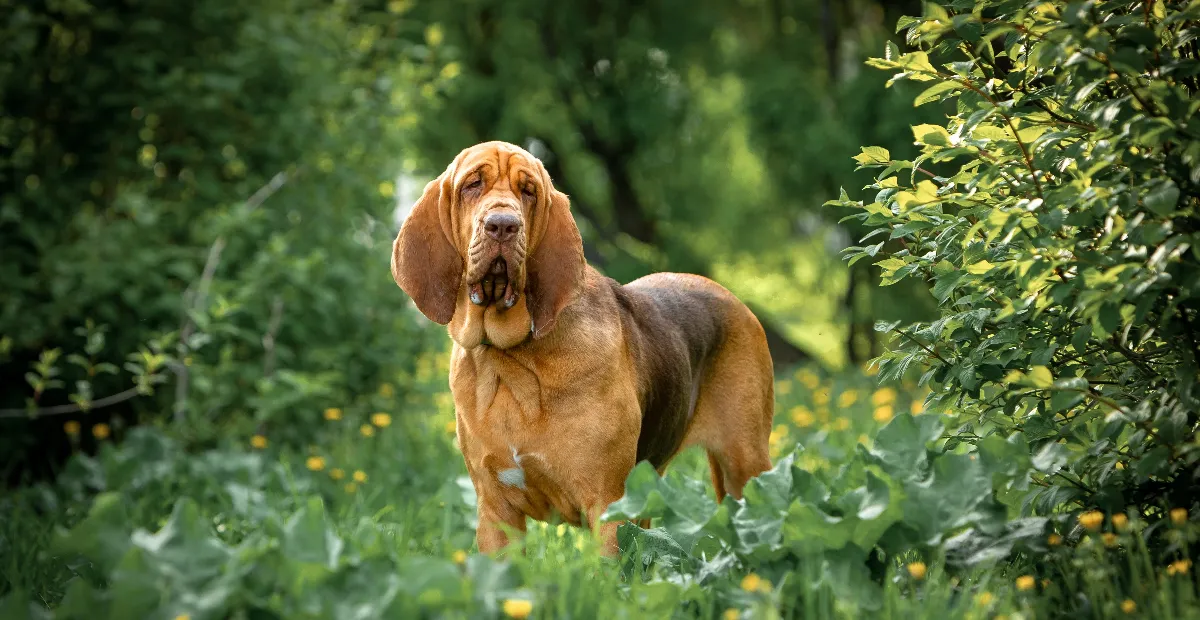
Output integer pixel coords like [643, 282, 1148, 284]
[391, 141, 774, 556]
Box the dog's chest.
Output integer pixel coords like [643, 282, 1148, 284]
[450, 348, 585, 524]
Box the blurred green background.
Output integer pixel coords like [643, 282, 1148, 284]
[1, 0, 940, 483]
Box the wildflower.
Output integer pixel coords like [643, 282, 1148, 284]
[907, 561, 927, 580]
[371, 412, 392, 428]
[64, 421, 81, 436]
[873, 405, 894, 423]
[306, 456, 326, 471]
[740, 572, 772, 593]
[92, 423, 111, 440]
[837, 390, 858, 407]
[857, 434, 870, 445]
[1079, 510, 1104, 531]
[250, 434, 268, 449]
[330, 468, 345, 480]
[502, 599, 533, 619]
[723, 610, 739, 620]
[872, 387, 897, 406]
[445, 419, 457, 434]
[1102, 533, 1118, 547]
[910, 399, 924, 414]
[360, 424, 376, 437]
[378, 383, 395, 398]
[790, 406, 815, 428]
[1170, 507, 1187, 525]
[323, 407, 342, 421]
[776, 380, 792, 396]
[1112, 513, 1129, 530]
[1016, 575, 1035, 591]
[1048, 533, 1063, 547]
[453, 550, 467, 564]
[1167, 559, 1192, 576]
[353, 470, 368, 483]
[976, 592, 994, 606]
[175, 615, 191, 620]
[813, 390, 831, 406]
[796, 369, 820, 389]
[833, 418, 851, 431]
[1121, 599, 1136, 614]
[344, 482, 358, 494]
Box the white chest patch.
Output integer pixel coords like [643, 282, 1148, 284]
[497, 445, 526, 490]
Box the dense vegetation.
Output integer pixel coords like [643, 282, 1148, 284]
[2, 0, 1199, 618]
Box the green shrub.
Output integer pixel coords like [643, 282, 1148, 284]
[837, 0, 1199, 529]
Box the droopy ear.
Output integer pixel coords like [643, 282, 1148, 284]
[391, 172, 462, 325]
[526, 187, 585, 339]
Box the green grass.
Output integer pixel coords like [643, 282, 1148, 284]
[1, 361, 1197, 619]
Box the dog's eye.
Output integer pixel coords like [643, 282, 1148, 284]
[521, 185, 536, 200]
[464, 178, 483, 192]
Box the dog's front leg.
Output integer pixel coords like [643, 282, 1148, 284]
[476, 497, 526, 555]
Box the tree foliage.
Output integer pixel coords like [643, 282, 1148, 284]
[828, 0, 1199, 562]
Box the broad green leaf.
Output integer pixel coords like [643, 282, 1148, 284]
[914, 80, 963, 107]
[1027, 366, 1054, 388]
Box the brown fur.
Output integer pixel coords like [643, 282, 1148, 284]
[391, 141, 774, 556]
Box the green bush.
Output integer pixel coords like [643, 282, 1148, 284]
[837, 0, 1199, 528]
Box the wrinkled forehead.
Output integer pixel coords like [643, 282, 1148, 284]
[452, 142, 541, 184]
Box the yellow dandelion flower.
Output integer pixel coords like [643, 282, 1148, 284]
[378, 383, 395, 398]
[872, 387, 897, 406]
[323, 407, 342, 421]
[976, 592, 994, 606]
[1167, 559, 1191, 575]
[445, 419, 457, 434]
[813, 390, 831, 406]
[330, 468, 345, 480]
[1121, 599, 1136, 614]
[1048, 533, 1063, 546]
[723, 610, 739, 620]
[873, 405, 894, 423]
[833, 418, 851, 431]
[837, 390, 858, 407]
[776, 380, 792, 396]
[371, 412, 392, 428]
[453, 550, 467, 564]
[92, 423, 111, 440]
[790, 406, 815, 428]
[1170, 507, 1187, 525]
[1016, 575, 1035, 591]
[250, 434, 268, 449]
[1079, 510, 1104, 531]
[306, 456, 326, 471]
[907, 561, 927, 580]
[502, 599, 533, 619]
[740, 572, 772, 593]
[1102, 533, 1118, 547]
[175, 615, 191, 620]
[360, 424, 376, 437]
[344, 482, 358, 494]
[1112, 513, 1129, 530]
[795, 369, 820, 389]
[910, 399, 924, 414]
[817, 407, 831, 421]
[64, 421, 81, 436]
[353, 470, 368, 483]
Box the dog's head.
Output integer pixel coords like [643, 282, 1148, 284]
[391, 141, 585, 342]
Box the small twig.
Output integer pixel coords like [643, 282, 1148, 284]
[174, 170, 291, 421]
[895, 327, 950, 365]
[0, 387, 142, 419]
[262, 296, 285, 378]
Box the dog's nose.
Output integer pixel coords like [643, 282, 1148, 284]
[483, 212, 522, 243]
